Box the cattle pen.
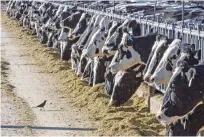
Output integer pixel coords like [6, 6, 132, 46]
[2, 0, 204, 136]
[51, 1, 204, 93]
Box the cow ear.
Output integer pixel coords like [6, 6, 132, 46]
[186, 68, 196, 87]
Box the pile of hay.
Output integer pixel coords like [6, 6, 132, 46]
[1, 13, 165, 136]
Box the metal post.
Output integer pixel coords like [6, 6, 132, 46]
[113, 0, 115, 14]
[153, 0, 157, 22]
[182, 0, 184, 27]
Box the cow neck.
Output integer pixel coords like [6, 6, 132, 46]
[182, 104, 204, 136]
[143, 40, 159, 75]
[132, 33, 157, 63]
[192, 64, 204, 94]
[83, 25, 100, 49]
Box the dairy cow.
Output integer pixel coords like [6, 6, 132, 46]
[150, 42, 199, 85]
[102, 19, 140, 56]
[71, 15, 97, 71]
[108, 32, 158, 74]
[109, 64, 145, 106]
[103, 20, 141, 94]
[83, 16, 111, 58]
[156, 62, 204, 124]
[76, 15, 102, 77]
[143, 35, 174, 83]
[59, 13, 91, 60]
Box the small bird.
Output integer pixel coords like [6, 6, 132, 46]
[32, 100, 47, 110]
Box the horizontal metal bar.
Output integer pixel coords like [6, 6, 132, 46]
[77, 7, 204, 38]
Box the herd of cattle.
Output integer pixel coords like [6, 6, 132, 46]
[5, 0, 204, 136]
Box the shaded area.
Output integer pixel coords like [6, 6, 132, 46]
[1, 125, 97, 131]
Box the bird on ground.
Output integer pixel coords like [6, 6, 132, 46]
[32, 100, 47, 110]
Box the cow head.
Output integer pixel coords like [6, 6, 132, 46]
[143, 36, 171, 83]
[103, 19, 130, 56]
[149, 39, 182, 85]
[108, 33, 142, 74]
[108, 32, 157, 74]
[156, 64, 204, 125]
[72, 13, 91, 37]
[60, 11, 82, 30]
[54, 11, 71, 30]
[83, 16, 111, 57]
[102, 21, 121, 56]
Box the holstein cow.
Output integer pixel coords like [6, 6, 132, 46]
[109, 64, 146, 106]
[103, 20, 141, 95]
[166, 103, 204, 136]
[102, 19, 140, 56]
[83, 16, 112, 57]
[82, 16, 112, 86]
[59, 13, 91, 60]
[76, 15, 102, 77]
[109, 33, 172, 106]
[90, 19, 141, 86]
[71, 14, 97, 71]
[59, 11, 83, 60]
[108, 32, 158, 74]
[150, 42, 199, 86]
[143, 35, 174, 83]
[156, 62, 204, 125]
[102, 21, 122, 94]
[47, 8, 72, 48]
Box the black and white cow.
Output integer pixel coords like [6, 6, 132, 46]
[58, 11, 83, 60]
[102, 19, 140, 56]
[83, 16, 111, 58]
[46, 8, 72, 48]
[90, 19, 141, 86]
[156, 62, 204, 124]
[102, 21, 122, 94]
[103, 20, 141, 94]
[108, 32, 158, 74]
[109, 64, 145, 106]
[166, 103, 204, 136]
[143, 35, 174, 83]
[71, 14, 98, 71]
[76, 15, 102, 77]
[150, 42, 199, 86]
[59, 13, 91, 61]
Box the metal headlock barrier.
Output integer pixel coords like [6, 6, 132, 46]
[76, 6, 204, 93]
[52, 2, 204, 93]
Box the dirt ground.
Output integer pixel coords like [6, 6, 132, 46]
[1, 19, 97, 136]
[1, 12, 165, 136]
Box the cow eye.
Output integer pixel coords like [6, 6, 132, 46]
[172, 55, 177, 59]
[177, 49, 181, 55]
[171, 83, 176, 88]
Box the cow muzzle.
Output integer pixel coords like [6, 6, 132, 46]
[143, 74, 152, 83]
